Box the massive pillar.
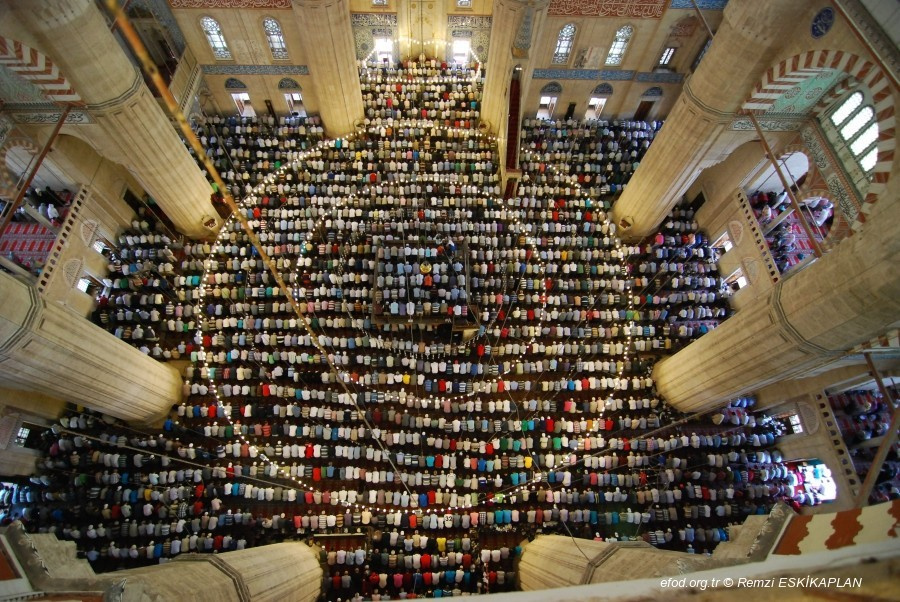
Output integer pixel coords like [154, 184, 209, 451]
[292, 0, 364, 137]
[654, 193, 900, 413]
[518, 535, 738, 590]
[0, 272, 182, 423]
[1, 524, 322, 602]
[481, 0, 550, 170]
[7, 0, 215, 238]
[113, 542, 322, 602]
[610, 1, 808, 240]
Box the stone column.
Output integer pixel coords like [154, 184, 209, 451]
[7, 0, 215, 238]
[610, 1, 809, 240]
[292, 0, 364, 137]
[1, 523, 322, 602]
[480, 0, 549, 170]
[0, 272, 182, 424]
[654, 192, 900, 413]
[518, 534, 732, 590]
[114, 542, 322, 602]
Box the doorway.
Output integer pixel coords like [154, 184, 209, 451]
[634, 100, 654, 121]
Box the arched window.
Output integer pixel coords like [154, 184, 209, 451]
[552, 24, 576, 65]
[200, 16, 231, 60]
[263, 17, 288, 60]
[829, 91, 879, 172]
[605, 25, 633, 66]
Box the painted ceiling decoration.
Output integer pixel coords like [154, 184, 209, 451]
[766, 69, 847, 115]
[132, 0, 186, 55]
[0, 65, 48, 105]
[168, 0, 292, 8]
[670, 16, 698, 36]
[548, 0, 666, 19]
[351, 13, 399, 27]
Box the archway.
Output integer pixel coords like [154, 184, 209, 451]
[742, 50, 895, 234]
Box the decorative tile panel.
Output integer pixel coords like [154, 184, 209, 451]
[0, 116, 10, 148]
[447, 15, 492, 29]
[201, 64, 309, 75]
[351, 13, 399, 26]
[541, 82, 563, 94]
[635, 71, 684, 83]
[548, 0, 665, 18]
[811, 7, 835, 39]
[670, 16, 698, 36]
[731, 119, 803, 132]
[168, 0, 292, 7]
[826, 173, 857, 222]
[533, 68, 635, 80]
[801, 125, 831, 170]
[669, 0, 727, 8]
[472, 31, 490, 60]
[8, 111, 92, 124]
[0, 66, 48, 105]
[278, 78, 300, 89]
[513, 6, 535, 51]
[136, 0, 186, 55]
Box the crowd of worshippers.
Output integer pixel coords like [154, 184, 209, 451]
[91, 208, 186, 359]
[519, 118, 659, 191]
[62, 61, 799, 600]
[360, 59, 482, 125]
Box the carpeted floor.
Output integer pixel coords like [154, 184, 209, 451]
[0, 221, 57, 269]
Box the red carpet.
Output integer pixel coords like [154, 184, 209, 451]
[0, 222, 57, 269]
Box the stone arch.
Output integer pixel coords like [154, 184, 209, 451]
[776, 143, 815, 187]
[0, 37, 81, 103]
[743, 50, 894, 235]
[0, 136, 40, 197]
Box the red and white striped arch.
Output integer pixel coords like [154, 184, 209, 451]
[743, 50, 895, 234]
[0, 36, 81, 104]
